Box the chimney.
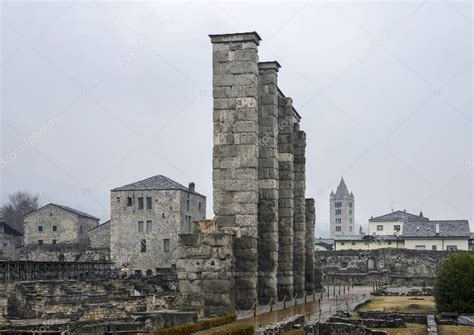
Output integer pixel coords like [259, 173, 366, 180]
[188, 182, 195, 192]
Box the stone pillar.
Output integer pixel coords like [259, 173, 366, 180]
[293, 126, 306, 297]
[305, 198, 316, 293]
[257, 61, 280, 304]
[210, 32, 261, 309]
[277, 96, 294, 300]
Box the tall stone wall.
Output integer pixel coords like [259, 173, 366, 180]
[305, 198, 316, 293]
[257, 61, 280, 304]
[277, 96, 295, 300]
[178, 31, 316, 312]
[210, 32, 261, 308]
[292, 127, 306, 297]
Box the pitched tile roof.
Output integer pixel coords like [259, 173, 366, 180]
[24, 203, 99, 220]
[0, 218, 22, 236]
[334, 178, 352, 198]
[112, 174, 205, 196]
[403, 220, 471, 238]
[369, 210, 428, 222]
[51, 204, 100, 220]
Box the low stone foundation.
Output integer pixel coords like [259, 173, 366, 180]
[358, 311, 427, 324]
[305, 321, 389, 335]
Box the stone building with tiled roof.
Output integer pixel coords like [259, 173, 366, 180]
[23, 203, 99, 247]
[368, 209, 428, 237]
[402, 220, 471, 251]
[0, 217, 22, 260]
[110, 174, 206, 275]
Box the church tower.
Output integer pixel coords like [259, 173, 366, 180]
[330, 178, 355, 238]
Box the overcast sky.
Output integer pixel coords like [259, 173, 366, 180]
[1, 1, 472, 237]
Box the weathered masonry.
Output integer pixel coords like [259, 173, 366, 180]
[178, 32, 317, 313]
[111, 175, 206, 275]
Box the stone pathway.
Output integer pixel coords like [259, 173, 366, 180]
[197, 286, 373, 334]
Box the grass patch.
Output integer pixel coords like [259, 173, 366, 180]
[438, 325, 474, 335]
[155, 314, 237, 335]
[358, 297, 436, 314]
[375, 323, 427, 335]
[282, 330, 304, 335]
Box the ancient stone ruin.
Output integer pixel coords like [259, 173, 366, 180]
[177, 32, 317, 314]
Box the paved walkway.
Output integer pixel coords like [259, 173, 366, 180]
[197, 286, 373, 334]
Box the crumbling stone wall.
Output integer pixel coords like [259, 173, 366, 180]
[89, 220, 110, 249]
[18, 243, 109, 262]
[177, 223, 235, 317]
[319, 249, 467, 285]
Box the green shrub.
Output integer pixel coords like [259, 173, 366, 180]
[211, 325, 255, 335]
[434, 252, 474, 313]
[154, 314, 237, 335]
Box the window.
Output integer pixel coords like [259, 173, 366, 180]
[162, 213, 165, 219]
[146, 220, 152, 233]
[146, 197, 152, 209]
[163, 239, 170, 252]
[351, 241, 356, 245]
[394, 225, 401, 232]
[335, 209, 341, 215]
[432, 245, 437, 250]
[388, 241, 392, 245]
[349, 210, 352, 215]
[50, 212, 52, 217]
[336, 218, 341, 224]
[127, 197, 133, 206]
[415, 245, 426, 250]
[447, 245, 457, 251]
[80, 226, 83, 233]
[349, 226, 352, 232]
[3, 238, 11, 247]
[349, 202, 353, 208]
[349, 218, 352, 223]
[377, 225, 384, 231]
[117, 197, 120, 203]
[52, 225, 57, 232]
[335, 202, 342, 208]
[138, 197, 144, 209]
[38, 240, 43, 246]
[52, 239, 57, 245]
[198, 202, 202, 210]
[335, 226, 341, 232]
[141, 239, 147, 253]
[38, 225, 43, 232]
[138, 221, 144, 233]
[341, 242, 345, 245]
[186, 200, 190, 211]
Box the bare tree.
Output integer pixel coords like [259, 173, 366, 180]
[1, 191, 39, 233]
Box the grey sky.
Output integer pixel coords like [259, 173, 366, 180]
[1, 1, 472, 237]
